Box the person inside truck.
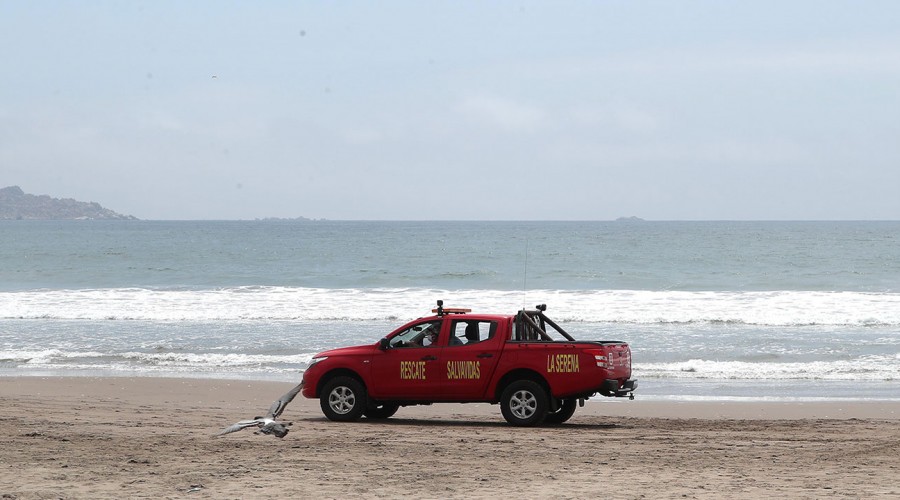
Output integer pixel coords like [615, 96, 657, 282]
[403, 323, 438, 347]
[390, 322, 440, 348]
[420, 323, 439, 346]
[464, 322, 481, 344]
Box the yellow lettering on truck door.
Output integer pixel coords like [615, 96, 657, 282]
[446, 360, 481, 380]
[400, 361, 427, 380]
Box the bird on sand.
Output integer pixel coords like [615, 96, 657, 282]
[215, 382, 304, 438]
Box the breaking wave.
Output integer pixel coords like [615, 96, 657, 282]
[2, 287, 900, 327]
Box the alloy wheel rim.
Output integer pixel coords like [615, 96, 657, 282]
[328, 386, 355, 414]
[510, 389, 537, 419]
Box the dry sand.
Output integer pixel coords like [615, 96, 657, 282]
[1, 376, 898, 499]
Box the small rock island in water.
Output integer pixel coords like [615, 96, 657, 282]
[0, 186, 137, 220]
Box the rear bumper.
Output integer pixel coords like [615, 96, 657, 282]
[599, 378, 638, 397]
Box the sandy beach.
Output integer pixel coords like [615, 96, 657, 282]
[1, 377, 898, 499]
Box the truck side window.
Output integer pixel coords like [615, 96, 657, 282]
[390, 321, 441, 348]
[450, 321, 496, 346]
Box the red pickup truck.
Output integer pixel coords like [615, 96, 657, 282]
[300, 302, 637, 426]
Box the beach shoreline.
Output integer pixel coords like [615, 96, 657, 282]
[2, 376, 899, 499]
[3, 375, 899, 420]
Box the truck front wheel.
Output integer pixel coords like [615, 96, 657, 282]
[500, 380, 549, 426]
[364, 402, 400, 419]
[320, 376, 366, 422]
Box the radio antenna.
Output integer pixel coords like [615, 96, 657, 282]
[522, 237, 528, 308]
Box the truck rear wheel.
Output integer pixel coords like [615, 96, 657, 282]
[544, 398, 577, 424]
[320, 376, 366, 422]
[500, 380, 549, 426]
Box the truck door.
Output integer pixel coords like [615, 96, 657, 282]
[369, 320, 444, 399]
[440, 319, 501, 399]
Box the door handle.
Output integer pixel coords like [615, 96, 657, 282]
[476, 353, 494, 359]
[421, 355, 437, 361]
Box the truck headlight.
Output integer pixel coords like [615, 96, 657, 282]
[305, 356, 327, 370]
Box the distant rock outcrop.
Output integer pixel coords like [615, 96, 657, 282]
[0, 186, 137, 220]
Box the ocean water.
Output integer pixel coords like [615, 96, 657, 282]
[1, 220, 898, 402]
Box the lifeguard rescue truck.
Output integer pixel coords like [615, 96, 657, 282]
[300, 301, 637, 426]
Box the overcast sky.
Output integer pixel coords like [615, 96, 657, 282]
[2, 1, 899, 220]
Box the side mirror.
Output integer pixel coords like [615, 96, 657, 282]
[379, 338, 390, 350]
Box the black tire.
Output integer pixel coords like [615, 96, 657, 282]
[500, 380, 549, 426]
[364, 402, 400, 420]
[544, 398, 577, 424]
[320, 376, 366, 422]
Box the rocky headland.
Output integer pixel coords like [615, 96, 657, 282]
[0, 186, 137, 220]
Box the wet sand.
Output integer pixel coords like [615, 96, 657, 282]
[1, 376, 898, 499]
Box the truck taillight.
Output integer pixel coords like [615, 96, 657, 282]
[585, 349, 609, 368]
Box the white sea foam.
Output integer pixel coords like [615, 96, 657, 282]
[2, 287, 900, 326]
[1, 349, 316, 372]
[0, 349, 82, 364]
[637, 355, 900, 381]
[119, 351, 315, 367]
